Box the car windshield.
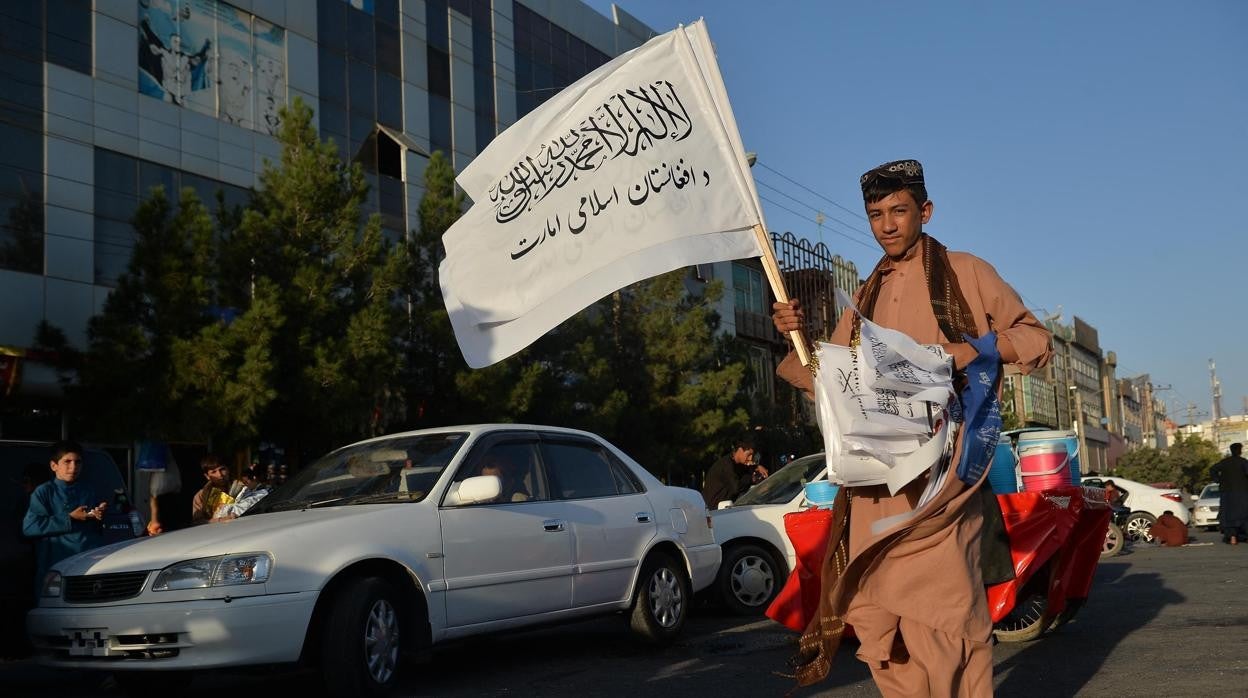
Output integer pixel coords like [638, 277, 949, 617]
[732, 454, 827, 506]
[247, 433, 468, 514]
[1200, 484, 1220, 499]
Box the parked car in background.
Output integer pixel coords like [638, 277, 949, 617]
[26, 425, 719, 696]
[1192, 483, 1220, 530]
[1081, 476, 1189, 542]
[709, 453, 827, 614]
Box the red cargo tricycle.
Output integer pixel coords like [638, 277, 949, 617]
[766, 481, 1111, 645]
[987, 484, 1111, 642]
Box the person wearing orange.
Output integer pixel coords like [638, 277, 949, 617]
[1150, 510, 1188, 547]
[772, 159, 1052, 696]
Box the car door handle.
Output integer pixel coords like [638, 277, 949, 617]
[543, 519, 565, 532]
[635, 512, 652, 523]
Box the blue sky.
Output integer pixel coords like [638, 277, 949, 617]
[583, 0, 1248, 425]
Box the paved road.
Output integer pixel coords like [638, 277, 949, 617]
[3, 529, 1245, 697]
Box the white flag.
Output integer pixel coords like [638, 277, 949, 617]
[440, 20, 765, 368]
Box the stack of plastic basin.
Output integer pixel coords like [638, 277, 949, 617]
[1017, 430, 1081, 485]
[1019, 442, 1070, 492]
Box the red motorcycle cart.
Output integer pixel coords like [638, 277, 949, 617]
[766, 484, 1111, 644]
[988, 484, 1111, 641]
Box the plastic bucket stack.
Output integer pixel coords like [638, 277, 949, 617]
[987, 441, 1020, 494]
[1017, 430, 1081, 485]
[1019, 442, 1070, 492]
[804, 480, 840, 509]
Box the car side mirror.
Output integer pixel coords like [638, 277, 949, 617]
[1190, 494, 1199, 501]
[717, 500, 733, 510]
[447, 475, 502, 506]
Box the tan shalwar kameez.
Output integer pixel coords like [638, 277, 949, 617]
[778, 243, 1052, 697]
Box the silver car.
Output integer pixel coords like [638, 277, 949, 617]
[1192, 483, 1220, 530]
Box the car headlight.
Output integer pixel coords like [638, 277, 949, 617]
[152, 553, 273, 592]
[1197, 506, 1211, 513]
[41, 570, 63, 598]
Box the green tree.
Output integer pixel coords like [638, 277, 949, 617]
[401, 151, 469, 427]
[1000, 380, 1023, 431]
[1165, 434, 1220, 492]
[229, 98, 410, 461]
[1114, 434, 1219, 493]
[78, 186, 272, 448]
[1114, 446, 1174, 485]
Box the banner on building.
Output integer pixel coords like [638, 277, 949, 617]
[439, 20, 766, 368]
[138, 0, 285, 135]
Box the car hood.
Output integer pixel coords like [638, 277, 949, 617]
[1195, 497, 1219, 507]
[56, 506, 413, 576]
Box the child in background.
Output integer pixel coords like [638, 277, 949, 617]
[22, 441, 109, 592]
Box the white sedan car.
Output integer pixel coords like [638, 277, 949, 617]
[1081, 476, 1190, 542]
[27, 425, 719, 696]
[709, 453, 828, 614]
[1192, 483, 1220, 529]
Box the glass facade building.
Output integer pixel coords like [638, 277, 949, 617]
[0, 0, 653, 422]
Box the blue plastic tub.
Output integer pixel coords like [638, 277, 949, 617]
[804, 480, 840, 508]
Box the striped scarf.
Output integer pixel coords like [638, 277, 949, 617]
[854, 233, 977, 344]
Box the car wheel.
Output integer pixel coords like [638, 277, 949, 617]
[717, 543, 783, 615]
[321, 576, 405, 697]
[629, 551, 691, 644]
[1102, 522, 1124, 557]
[1124, 512, 1157, 543]
[111, 670, 193, 697]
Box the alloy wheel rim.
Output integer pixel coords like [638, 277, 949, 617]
[730, 554, 775, 606]
[647, 567, 684, 628]
[1126, 517, 1153, 542]
[364, 598, 400, 684]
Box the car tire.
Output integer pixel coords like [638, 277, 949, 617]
[629, 551, 691, 645]
[1102, 522, 1124, 557]
[717, 543, 783, 615]
[1124, 512, 1157, 543]
[111, 670, 193, 697]
[321, 576, 405, 697]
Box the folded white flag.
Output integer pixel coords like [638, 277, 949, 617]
[439, 20, 765, 368]
[812, 293, 957, 494]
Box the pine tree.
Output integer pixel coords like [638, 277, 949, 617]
[77, 186, 268, 445]
[230, 98, 410, 460]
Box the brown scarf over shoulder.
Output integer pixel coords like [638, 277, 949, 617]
[854, 233, 977, 344]
[791, 232, 1013, 687]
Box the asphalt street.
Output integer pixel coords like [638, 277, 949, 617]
[2, 528, 1245, 697]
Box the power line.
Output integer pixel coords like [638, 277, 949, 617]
[753, 178, 875, 242]
[755, 160, 869, 223]
[757, 193, 878, 252]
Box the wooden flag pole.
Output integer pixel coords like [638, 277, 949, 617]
[752, 223, 812, 366]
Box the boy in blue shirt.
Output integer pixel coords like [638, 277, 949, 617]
[22, 441, 109, 593]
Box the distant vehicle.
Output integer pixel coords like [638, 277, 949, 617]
[26, 425, 720, 696]
[1081, 476, 1189, 542]
[709, 453, 828, 614]
[1192, 483, 1220, 530]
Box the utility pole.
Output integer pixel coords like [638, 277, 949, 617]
[1210, 359, 1224, 422]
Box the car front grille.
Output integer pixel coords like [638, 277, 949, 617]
[64, 571, 150, 603]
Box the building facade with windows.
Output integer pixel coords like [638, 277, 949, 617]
[0, 0, 653, 432]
